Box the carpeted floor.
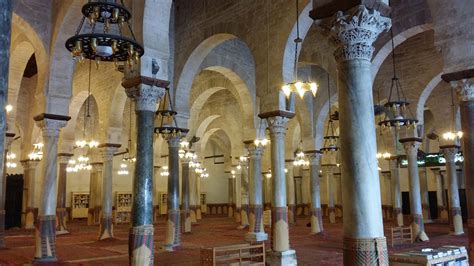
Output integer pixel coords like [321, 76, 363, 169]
[0, 216, 468, 265]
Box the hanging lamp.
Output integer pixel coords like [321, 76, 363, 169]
[442, 86, 463, 142]
[122, 99, 136, 163]
[321, 73, 339, 153]
[376, 90, 391, 159]
[281, 0, 318, 99]
[155, 87, 189, 139]
[293, 140, 309, 167]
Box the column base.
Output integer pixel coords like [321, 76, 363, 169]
[240, 206, 249, 229]
[129, 225, 154, 265]
[310, 208, 324, 234]
[266, 249, 297, 266]
[422, 205, 433, 224]
[411, 215, 429, 242]
[245, 232, 268, 242]
[343, 237, 388, 265]
[98, 217, 114, 240]
[56, 208, 68, 234]
[190, 207, 197, 223]
[451, 212, 464, 235]
[182, 211, 192, 234]
[328, 207, 336, 224]
[196, 207, 202, 220]
[393, 208, 404, 227]
[165, 209, 180, 249]
[288, 204, 296, 225]
[34, 215, 57, 261]
[25, 208, 35, 229]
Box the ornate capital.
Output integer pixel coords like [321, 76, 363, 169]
[126, 84, 165, 112]
[401, 141, 421, 157]
[440, 146, 460, 163]
[36, 119, 68, 138]
[307, 152, 322, 166]
[266, 116, 289, 138]
[167, 135, 181, 148]
[247, 144, 264, 159]
[100, 147, 117, 162]
[91, 162, 104, 172]
[57, 153, 74, 164]
[21, 160, 39, 170]
[331, 5, 391, 62]
[452, 79, 474, 102]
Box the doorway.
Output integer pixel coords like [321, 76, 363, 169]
[5, 174, 23, 229]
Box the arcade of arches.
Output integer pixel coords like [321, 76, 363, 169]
[0, 0, 473, 265]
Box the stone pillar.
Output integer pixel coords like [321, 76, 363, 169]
[21, 160, 39, 229]
[441, 145, 464, 235]
[181, 160, 191, 233]
[235, 167, 242, 224]
[98, 145, 118, 240]
[261, 112, 297, 266]
[381, 171, 392, 220]
[33, 115, 69, 262]
[432, 167, 448, 222]
[189, 169, 197, 223]
[88, 162, 103, 225]
[285, 160, 296, 224]
[164, 136, 181, 251]
[307, 151, 323, 234]
[240, 160, 249, 229]
[244, 141, 267, 242]
[56, 154, 72, 234]
[125, 81, 165, 265]
[334, 173, 343, 218]
[195, 172, 202, 220]
[324, 165, 337, 224]
[227, 174, 234, 217]
[302, 169, 311, 216]
[419, 167, 432, 223]
[330, 5, 391, 264]
[400, 138, 429, 242]
[388, 156, 403, 226]
[264, 175, 272, 210]
[0, 0, 12, 249]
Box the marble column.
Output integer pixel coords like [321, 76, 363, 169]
[240, 160, 249, 229]
[381, 171, 392, 220]
[441, 145, 464, 235]
[334, 173, 343, 218]
[91, 163, 103, 225]
[164, 136, 181, 251]
[432, 167, 448, 222]
[227, 175, 234, 217]
[307, 151, 323, 234]
[189, 169, 198, 223]
[419, 167, 432, 223]
[400, 138, 429, 242]
[195, 172, 202, 220]
[389, 156, 403, 226]
[261, 112, 296, 266]
[33, 115, 69, 262]
[98, 145, 117, 240]
[323, 165, 337, 224]
[330, 5, 390, 264]
[285, 161, 296, 224]
[125, 82, 164, 265]
[21, 160, 39, 229]
[0, 0, 12, 249]
[264, 175, 272, 210]
[302, 169, 311, 216]
[56, 153, 72, 234]
[181, 160, 191, 233]
[244, 141, 267, 242]
[234, 168, 242, 224]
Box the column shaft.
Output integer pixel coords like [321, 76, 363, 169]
[441, 146, 463, 235]
[182, 161, 191, 233]
[240, 161, 249, 228]
[419, 168, 432, 223]
[21, 160, 38, 229]
[235, 170, 242, 223]
[56, 155, 71, 234]
[164, 137, 181, 250]
[389, 158, 403, 226]
[228, 176, 234, 217]
[308, 152, 323, 234]
[432, 168, 448, 221]
[326, 167, 336, 224]
[286, 163, 296, 224]
[98, 147, 116, 240]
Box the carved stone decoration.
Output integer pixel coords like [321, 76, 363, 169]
[126, 84, 166, 112]
[452, 79, 474, 102]
[266, 116, 290, 137]
[331, 5, 391, 62]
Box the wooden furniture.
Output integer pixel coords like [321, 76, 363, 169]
[390, 226, 413, 247]
[200, 193, 207, 214]
[159, 192, 167, 215]
[71, 192, 90, 219]
[200, 243, 265, 266]
[389, 245, 468, 265]
[114, 192, 132, 224]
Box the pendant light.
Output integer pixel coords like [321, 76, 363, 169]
[442, 86, 463, 142]
[321, 73, 339, 153]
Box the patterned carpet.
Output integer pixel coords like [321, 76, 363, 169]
[0, 216, 468, 265]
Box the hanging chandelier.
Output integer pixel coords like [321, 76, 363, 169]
[121, 99, 136, 163]
[254, 117, 270, 147]
[378, 19, 417, 130]
[320, 73, 339, 153]
[376, 91, 392, 159]
[442, 85, 463, 142]
[281, 0, 318, 99]
[293, 140, 309, 167]
[66, 0, 144, 69]
[117, 163, 129, 175]
[6, 152, 17, 168]
[28, 142, 44, 161]
[155, 88, 189, 138]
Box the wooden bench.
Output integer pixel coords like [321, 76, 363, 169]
[391, 226, 413, 247]
[200, 243, 265, 266]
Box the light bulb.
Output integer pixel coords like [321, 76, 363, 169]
[310, 83, 318, 97]
[282, 85, 291, 98]
[295, 82, 305, 99]
[5, 104, 13, 113]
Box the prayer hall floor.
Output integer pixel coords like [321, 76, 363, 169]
[0, 216, 467, 265]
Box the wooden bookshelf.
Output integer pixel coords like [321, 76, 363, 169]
[114, 192, 132, 224]
[71, 192, 90, 219]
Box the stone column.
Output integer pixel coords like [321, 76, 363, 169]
[381, 171, 392, 220]
[91, 163, 103, 225]
[124, 81, 165, 265]
[389, 156, 403, 226]
[419, 167, 432, 223]
[307, 151, 323, 234]
[244, 141, 267, 242]
[181, 160, 191, 233]
[302, 169, 311, 216]
[264, 175, 272, 210]
[0, 0, 12, 249]
[441, 145, 464, 235]
[227, 174, 234, 217]
[164, 136, 181, 251]
[400, 138, 429, 242]
[330, 5, 391, 264]
[189, 169, 197, 223]
[196, 172, 202, 220]
[33, 115, 69, 262]
[431, 168, 448, 222]
[285, 160, 296, 224]
[21, 160, 39, 229]
[240, 160, 249, 229]
[261, 112, 297, 265]
[324, 165, 337, 224]
[56, 153, 72, 234]
[334, 173, 343, 218]
[235, 167, 242, 224]
[98, 145, 118, 240]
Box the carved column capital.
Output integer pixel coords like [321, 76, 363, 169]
[20, 159, 39, 170]
[307, 151, 322, 166]
[400, 139, 421, 157]
[36, 119, 68, 138]
[246, 144, 264, 159]
[100, 147, 117, 162]
[57, 153, 74, 164]
[266, 116, 290, 138]
[440, 145, 460, 163]
[331, 5, 391, 62]
[126, 84, 166, 112]
[451, 79, 474, 102]
[166, 136, 181, 148]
